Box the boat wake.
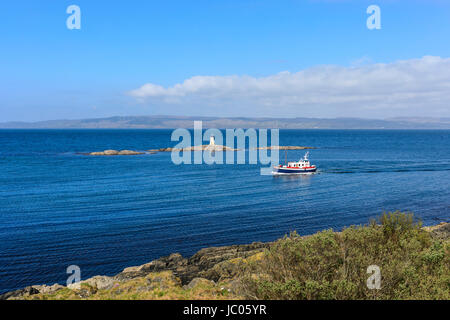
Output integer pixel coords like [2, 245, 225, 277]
[324, 167, 450, 174]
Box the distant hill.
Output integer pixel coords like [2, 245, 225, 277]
[1, 116, 450, 129]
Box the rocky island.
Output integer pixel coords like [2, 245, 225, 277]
[88, 150, 145, 156]
[254, 146, 316, 150]
[87, 138, 315, 156]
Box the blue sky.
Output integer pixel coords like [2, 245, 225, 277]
[1, 0, 450, 121]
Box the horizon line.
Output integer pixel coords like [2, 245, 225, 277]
[2, 114, 450, 124]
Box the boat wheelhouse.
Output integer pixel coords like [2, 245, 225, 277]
[273, 152, 317, 174]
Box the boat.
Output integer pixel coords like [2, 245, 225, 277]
[273, 152, 317, 174]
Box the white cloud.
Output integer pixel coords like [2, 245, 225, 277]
[128, 56, 450, 118]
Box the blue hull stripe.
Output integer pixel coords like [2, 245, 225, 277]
[275, 168, 317, 173]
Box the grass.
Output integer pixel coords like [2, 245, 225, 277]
[239, 211, 449, 300]
[23, 271, 239, 300]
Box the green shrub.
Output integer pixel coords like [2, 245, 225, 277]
[240, 212, 449, 300]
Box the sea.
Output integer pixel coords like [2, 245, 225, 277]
[0, 129, 449, 293]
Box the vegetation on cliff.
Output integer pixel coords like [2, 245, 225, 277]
[6, 212, 449, 300]
[240, 212, 449, 299]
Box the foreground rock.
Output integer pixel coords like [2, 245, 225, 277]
[1, 242, 267, 300]
[0, 283, 64, 300]
[67, 276, 115, 291]
[89, 149, 144, 156]
[0, 286, 40, 300]
[183, 278, 215, 290]
[424, 222, 450, 240]
[115, 242, 268, 284]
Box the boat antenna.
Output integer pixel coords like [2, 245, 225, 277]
[285, 149, 287, 165]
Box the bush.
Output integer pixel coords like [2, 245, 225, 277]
[240, 212, 449, 300]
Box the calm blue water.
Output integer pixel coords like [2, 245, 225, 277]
[0, 129, 449, 293]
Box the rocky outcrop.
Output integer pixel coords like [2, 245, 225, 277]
[149, 145, 315, 152]
[149, 145, 238, 152]
[89, 149, 144, 156]
[0, 283, 64, 300]
[118, 150, 145, 155]
[254, 146, 316, 150]
[182, 278, 215, 290]
[114, 242, 268, 285]
[1, 242, 266, 300]
[67, 276, 116, 291]
[424, 222, 450, 240]
[32, 283, 65, 294]
[0, 286, 40, 300]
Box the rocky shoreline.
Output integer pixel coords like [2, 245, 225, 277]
[2, 221, 448, 300]
[0, 242, 268, 300]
